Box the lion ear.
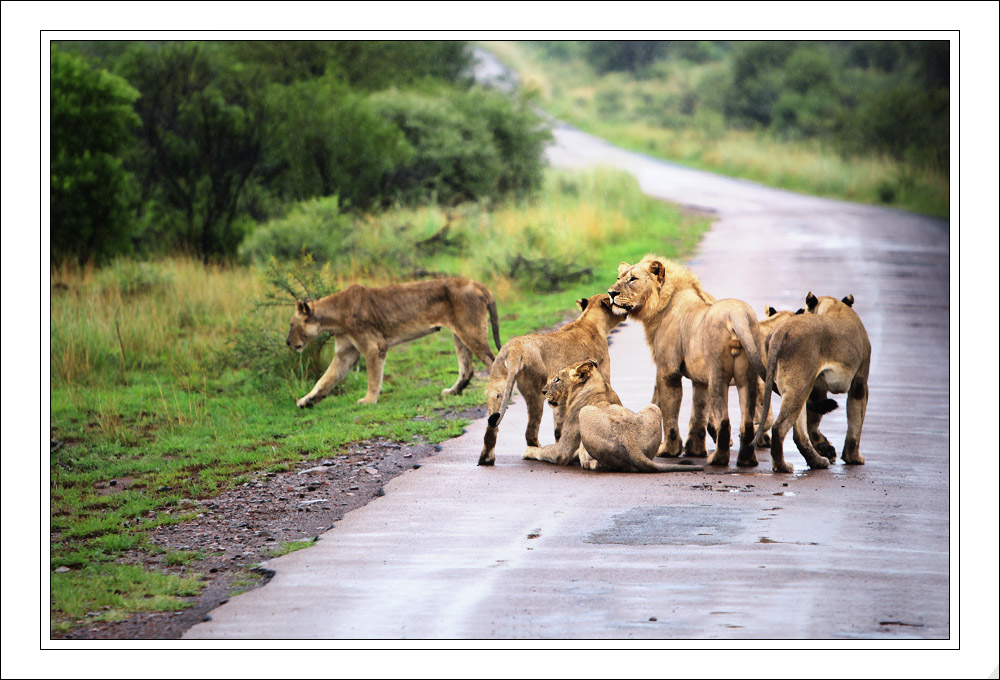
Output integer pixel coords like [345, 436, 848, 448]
[576, 360, 595, 381]
[766, 305, 777, 317]
[805, 292, 818, 311]
[842, 294, 855, 307]
[647, 259, 666, 286]
[297, 300, 312, 317]
[576, 297, 589, 311]
[795, 308, 805, 315]
[600, 294, 613, 310]
[618, 262, 631, 277]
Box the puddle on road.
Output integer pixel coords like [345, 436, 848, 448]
[586, 505, 746, 546]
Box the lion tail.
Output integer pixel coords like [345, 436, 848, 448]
[487, 297, 502, 352]
[730, 310, 768, 382]
[488, 348, 522, 429]
[752, 326, 785, 449]
[637, 458, 706, 473]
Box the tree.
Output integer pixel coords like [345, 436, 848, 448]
[50, 46, 140, 263]
[115, 42, 266, 259]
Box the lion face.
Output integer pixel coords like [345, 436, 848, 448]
[286, 300, 323, 352]
[543, 359, 598, 405]
[607, 259, 666, 318]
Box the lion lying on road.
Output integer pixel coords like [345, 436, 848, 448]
[525, 360, 702, 472]
[608, 255, 767, 468]
[752, 293, 871, 473]
[478, 294, 624, 466]
[287, 277, 501, 406]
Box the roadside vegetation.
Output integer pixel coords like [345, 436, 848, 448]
[50, 38, 948, 634]
[484, 40, 949, 218]
[49, 165, 709, 632]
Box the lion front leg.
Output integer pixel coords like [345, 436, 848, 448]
[656, 372, 684, 457]
[296, 338, 360, 408]
[523, 430, 581, 466]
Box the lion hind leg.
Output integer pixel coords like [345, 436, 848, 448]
[705, 377, 733, 467]
[442, 334, 475, 396]
[791, 407, 830, 470]
[684, 382, 708, 457]
[735, 368, 759, 467]
[841, 374, 868, 465]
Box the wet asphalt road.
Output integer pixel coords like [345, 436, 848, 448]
[186, 123, 951, 641]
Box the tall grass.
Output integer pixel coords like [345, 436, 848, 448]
[48, 167, 709, 633]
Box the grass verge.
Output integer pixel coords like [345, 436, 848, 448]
[48, 167, 710, 634]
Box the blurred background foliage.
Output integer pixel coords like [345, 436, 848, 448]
[51, 39, 950, 266]
[50, 40, 551, 264]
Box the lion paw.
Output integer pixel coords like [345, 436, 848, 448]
[357, 395, 378, 405]
[296, 397, 313, 409]
[815, 441, 836, 460]
[772, 461, 795, 474]
[807, 456, 830, 470]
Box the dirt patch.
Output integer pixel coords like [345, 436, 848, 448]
[52, 426, 463, 640]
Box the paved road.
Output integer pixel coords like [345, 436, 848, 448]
[186, 123, 951, 641]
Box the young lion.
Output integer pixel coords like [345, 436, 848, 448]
[752, 293, 871, 473]
[607, 255, 767, 468]
[525, 360, 702, 473]
[287, 277, 501, 406]
[478, 294, 624, 466]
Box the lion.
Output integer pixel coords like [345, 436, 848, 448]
[754, 303, 838, 452]
[751, 293, 871, 473]
[607, 255, 767, 467]
[478, 294, 624, 466]
[524, 360, 702, 473]
[287, 277, 501, 406]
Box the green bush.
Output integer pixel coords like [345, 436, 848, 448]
[369, 86, 551, 206]
[238, 196, 353, 265]
[263, 74, 412, 209]
[50, 46, 140, 264]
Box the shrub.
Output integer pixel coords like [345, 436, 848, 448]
[50, 46, 141, 264]
[369, 86, 551, 206]
[238, 196, 353, 265]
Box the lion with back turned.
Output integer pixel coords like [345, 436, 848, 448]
[607, 255, 767, 467]
[287, 277, 501, 406]
[752, 292, 871, 473]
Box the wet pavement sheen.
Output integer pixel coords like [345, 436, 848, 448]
[186, 124, 951, 641]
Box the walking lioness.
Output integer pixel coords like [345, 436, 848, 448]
[287, 277, 501, 406]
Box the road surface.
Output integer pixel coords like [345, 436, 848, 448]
[186, 123, 951, 641]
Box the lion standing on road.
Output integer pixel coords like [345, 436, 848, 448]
[607, 255, 766, 467]
[478, 293, 624, 466]
[287, 277, 501, 406]
[752, 293, 871, 473]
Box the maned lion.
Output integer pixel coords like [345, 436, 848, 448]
[287, 277, 501, 406]
[607, 255, 767, 467]
[478, 294, 624, 466]
[525, 360, 702, 473]
[752, 293, 871, 473]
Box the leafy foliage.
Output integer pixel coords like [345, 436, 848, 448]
[50, 46, 140, 263]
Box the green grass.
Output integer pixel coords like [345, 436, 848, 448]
[48, 166, 710, 634]
[484, 41, 949, 219]
[268, 538, 318, 558]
